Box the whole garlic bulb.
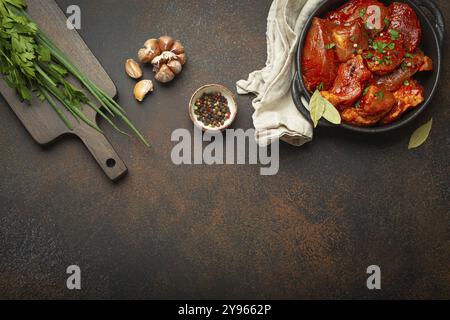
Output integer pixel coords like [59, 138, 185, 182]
[138, 35, 187, 83]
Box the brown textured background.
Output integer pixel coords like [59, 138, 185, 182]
[0, 0, 449, 299]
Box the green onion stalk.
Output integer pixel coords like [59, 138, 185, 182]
[0, 0, 150, 147]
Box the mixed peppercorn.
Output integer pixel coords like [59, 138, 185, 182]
[193, 92, 231, 128]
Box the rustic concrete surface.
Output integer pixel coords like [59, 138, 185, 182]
[0, 0, 448, 299]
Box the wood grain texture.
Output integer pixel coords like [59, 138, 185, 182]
[0, 0, 127, 181]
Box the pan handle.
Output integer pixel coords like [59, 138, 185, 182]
[412, 0, 445, 47]
[291, 72, 312, 121]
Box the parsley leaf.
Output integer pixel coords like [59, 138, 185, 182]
[389, 29, 400, 41]
[359, 7, 367, 18]
[363, 86, 370, 96]
[0, 0, 151, 147]
[371, 41, 395, 54]
[374, 91, 385, 100]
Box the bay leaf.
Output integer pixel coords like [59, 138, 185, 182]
[309, 90, 341, 126]
[323, 100, 342, 125]
[309, 90, 326, 128]
[408, 119, 433, 149]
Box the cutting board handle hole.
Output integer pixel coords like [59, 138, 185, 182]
[106, 158, 116, 168]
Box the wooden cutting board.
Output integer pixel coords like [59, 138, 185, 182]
[0, 0, 127, 181]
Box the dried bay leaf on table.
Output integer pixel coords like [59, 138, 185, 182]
[409, 118, 433, 149]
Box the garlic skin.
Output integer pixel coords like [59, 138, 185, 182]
[134, 80, 154, 102]
[154, 64, 175, 83]
[159, 36, 175, 51]
[167, 60, 182, 75]
[138, 39, 161, 63]
[151, 51, 177, 68]
[125, 59, 143, 79]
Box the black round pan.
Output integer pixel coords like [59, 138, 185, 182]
[292, 0, 445, 133]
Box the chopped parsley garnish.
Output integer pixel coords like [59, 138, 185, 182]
[405, 53, 415, 59]
[377, 56, 390, 65]
[365, 22, 373, 30]
[359, 7, 367, 18]
[371, 41, 395, 54]
[404, 80, 410, 86]
[350, 35, 356, 43]
[389, 29, 400, 41]
[384, 18, 390, 27]
[325, 43, 336, 50]
[401, 61, 413, 70]
[374, 91, 385, 100]
[363, 86, 370, 96]
[317, 82, 324, 91]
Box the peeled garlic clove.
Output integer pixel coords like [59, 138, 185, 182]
[171, 40, 185, 54]
[138, 39, 161, 63]
[159, 36, 174, 52]
[176, 53, 187, 65]
[134, 80, 154, 102]
[167, 60, 182, 75]
[155, 64, 175, 83]
[125, 59, 143, 79]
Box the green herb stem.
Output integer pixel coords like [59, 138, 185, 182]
[3, 2, 150, 147]
[41, 88, 74, 130]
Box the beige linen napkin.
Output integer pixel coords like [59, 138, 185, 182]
[237, 0, 325, 146]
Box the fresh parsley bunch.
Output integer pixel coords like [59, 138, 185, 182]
[0, 0, 150, 147]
